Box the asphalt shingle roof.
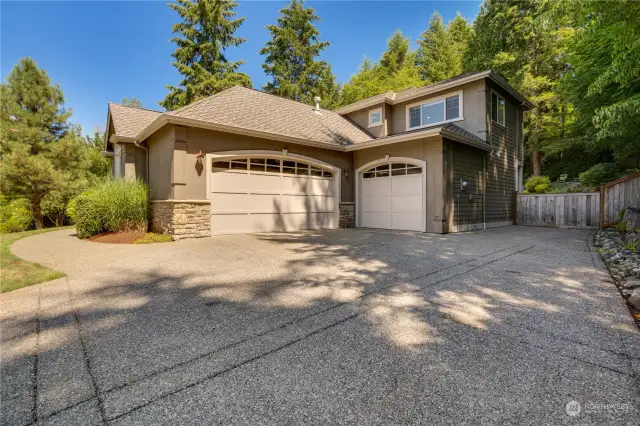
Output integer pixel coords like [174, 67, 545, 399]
[108, 103, 162, 138]
[167, 86, 372, 147]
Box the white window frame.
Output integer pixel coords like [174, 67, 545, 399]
[405, 90, 463, 131]
[491, 90, 505, 127]
[368, 107, 383, 128]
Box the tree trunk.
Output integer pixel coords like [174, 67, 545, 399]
[532, 151, 542, 176]
[30, 197, 44, 229]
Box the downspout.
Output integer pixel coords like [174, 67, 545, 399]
[134, 140, 149, 184]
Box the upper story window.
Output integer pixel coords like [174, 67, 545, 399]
[491, 92, 505, 126]
[368, 107, 383, 128]
[406, 91, 462, 130]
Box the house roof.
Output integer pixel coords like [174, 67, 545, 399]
[336, 70, 534, 115]
[107, 103, 162, 139]
[165, 86, 372, 147]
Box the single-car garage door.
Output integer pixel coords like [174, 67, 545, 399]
[210, 157, 337, 235]
[360, 162, 424, 232]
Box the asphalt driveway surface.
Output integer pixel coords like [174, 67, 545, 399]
[2, 226, 639, 425]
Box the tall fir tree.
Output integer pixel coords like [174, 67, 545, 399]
[340, 31, 423, 106]
[260, 0, 339, 109]
[0, 58, 90, 228]
[415, 12, 456, 83]
[464, 0, 571, 176]
[161, 0, 252, 111]
[447, 13, 473, 77]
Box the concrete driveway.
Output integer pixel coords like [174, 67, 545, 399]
[2, 226, 639, 425]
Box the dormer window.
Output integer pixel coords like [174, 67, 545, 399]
[368, 107, 383, 128]
[406, 91, 462, 130]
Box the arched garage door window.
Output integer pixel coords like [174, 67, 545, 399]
[359, 160, 425, 232]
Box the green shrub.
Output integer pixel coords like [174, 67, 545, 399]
[75, 179, 149, 239]
[66, 198, 78, 224]
[524, 176, 552, 193]
[0, 198, 34, 233]
[579, 163, 622, 189]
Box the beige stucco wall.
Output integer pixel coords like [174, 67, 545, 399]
[353, 136, 447, 233]
[163, 126, 355, 202]
[389, 80, 488, 141]
[344, 102, 388, 139]
[146, 125, 175, 200]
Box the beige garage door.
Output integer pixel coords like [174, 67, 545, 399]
[360, 162, 424, 232]
[210, 157, 337, 235]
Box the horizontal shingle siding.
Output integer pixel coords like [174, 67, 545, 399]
[451, 143, 484, 230]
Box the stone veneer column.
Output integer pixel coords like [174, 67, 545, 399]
[339, 202, 355, 228]
[151, 200, 210, 240]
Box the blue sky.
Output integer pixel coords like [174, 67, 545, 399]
[1, 1, 482, 134]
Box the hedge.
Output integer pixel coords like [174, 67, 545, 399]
[0, 198, 34, 233]
[74, 179, 149, 238]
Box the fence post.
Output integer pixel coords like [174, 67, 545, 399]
[599, 184, 605, 229]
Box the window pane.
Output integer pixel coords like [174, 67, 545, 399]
[213, 161, 229, 169]
[375, 165, 389, 172]
[283, 160, 296, 168]
[323, 171, 333, 178]
[376, 169, 389, 177]
[421, 101, 445, 125]
[497, 97, 505, 125]
[370, 111, 381, 124]
[407, 167, 422, 175]
[230, 162, 247, 170]
[266, 158, 280, 166]
[251, 158, 265, 164]
[310, 167, 322, 176]
[283, 167, 295, 174]
[409, 106, 421, 128]
[250, 163, 264, 172]
[391, 168, 406, 176]
[266, 165, 280, 173]
[296, 165, 309, 175]
[445, 96, 459, 120]
[391, 163, 405, 169]
[363, 172, 375, 179]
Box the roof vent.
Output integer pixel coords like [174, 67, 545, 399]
[313, 96, 321, 112]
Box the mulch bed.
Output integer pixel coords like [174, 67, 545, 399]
[88, 231, 146, 244]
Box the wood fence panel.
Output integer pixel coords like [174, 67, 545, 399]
[518, 193, 600, 229]
[603, 172, 640, 224]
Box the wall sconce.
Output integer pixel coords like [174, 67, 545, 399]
[195, 150, 205, 163]
[344, 169, 349, 178]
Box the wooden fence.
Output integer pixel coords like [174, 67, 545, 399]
[600, 171, 640, 227]
[517, 193, 601, 229]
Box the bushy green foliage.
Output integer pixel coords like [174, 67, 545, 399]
[0, 198, 34, 233]
[74, 179, 149, 239]
[524, 176, 552, 193]
[579, 163, 622, 189]
[66, 198, 78, 224]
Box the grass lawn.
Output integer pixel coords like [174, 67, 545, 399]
[1, 227, 70, 293]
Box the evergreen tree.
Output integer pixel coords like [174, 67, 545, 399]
[340, 31, 423, 106]
[0, 58, 89, 228]
[464, 0, 571, 176]
[447, 13, 473, 76]
[260, 0, 339, 109]
[416, 12, 456, 83]
[121, 97, 143, 108]
[560, 0, 640, 162]
[161, 0, 252, 111]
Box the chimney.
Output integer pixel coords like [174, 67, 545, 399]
[313, 96, 321, 112]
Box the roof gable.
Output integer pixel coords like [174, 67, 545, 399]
[108, 103, 162, 139]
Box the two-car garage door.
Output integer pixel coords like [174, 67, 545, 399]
[210, 157, 337, 235]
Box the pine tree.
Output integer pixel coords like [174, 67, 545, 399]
[161, 0, 252, 111]
[0, 58, 90, 228]
[416, 12, 456, 83]
[447, 13, 473, 76]
[260, 0, 340, 109]
[340, 31, 423, 106]
[121, 97, 143, 108]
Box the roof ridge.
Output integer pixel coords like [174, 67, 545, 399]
[230, 85, 347, 116]
[168, 87, 238, 115]
[108, 102, 162, 114]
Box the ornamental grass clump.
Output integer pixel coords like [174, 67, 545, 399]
[74, 179, 148, 238]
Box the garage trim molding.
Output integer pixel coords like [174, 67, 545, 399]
[205, 150, 342, 234]
[355, 157, 427, 232]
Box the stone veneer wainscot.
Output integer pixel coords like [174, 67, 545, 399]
[151, 200, 211, 240]
[339, 202, 355, 228]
